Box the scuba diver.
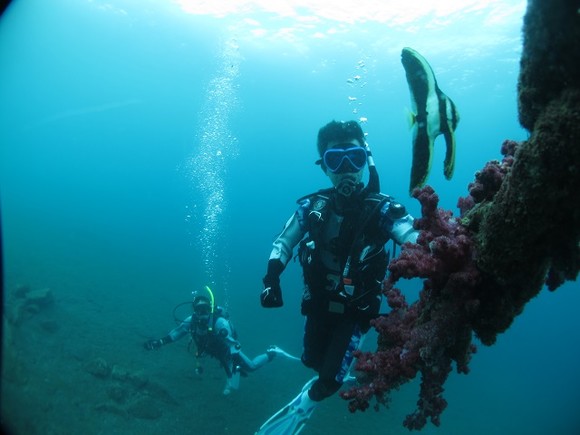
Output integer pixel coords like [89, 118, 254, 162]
[257, 120, 419, 434]
[144, 286, 299, 396]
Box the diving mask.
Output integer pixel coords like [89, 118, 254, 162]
[194, 303, 211, 316]
[323, 145, 367, 174]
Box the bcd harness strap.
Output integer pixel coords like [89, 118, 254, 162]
[298, 191, 390, 311]
[339, 195, 389, 305]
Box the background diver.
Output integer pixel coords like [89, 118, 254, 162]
[144, 286, 299, 395]
[258, 120, 419, 433]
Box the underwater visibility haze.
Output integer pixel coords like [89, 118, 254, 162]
[1, 0, 579, 434]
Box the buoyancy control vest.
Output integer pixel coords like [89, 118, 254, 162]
[190, 307, 237, 358]
[297, 188, 394, 317]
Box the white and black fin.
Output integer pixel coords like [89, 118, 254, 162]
[255, 377, 318, 435]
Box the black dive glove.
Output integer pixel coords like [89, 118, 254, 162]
[144, 336, 170, 350]
[261, 259, 285, 308]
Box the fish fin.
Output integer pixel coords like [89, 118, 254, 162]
[404, 107, 416, 130]
[443, 123, 456, 180]
[409, 128, 434, 194]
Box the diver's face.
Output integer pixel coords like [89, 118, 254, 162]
[323, 140, 365, 197]
[194, 304, 210, 326]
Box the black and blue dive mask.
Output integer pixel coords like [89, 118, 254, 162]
[195, 310, 210, 328]
[322, 145, 367, 173]
[194, 303, 211, 316]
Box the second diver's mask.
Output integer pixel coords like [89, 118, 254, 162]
[193, 297, 211, 327]
[322, 145, 367, 197]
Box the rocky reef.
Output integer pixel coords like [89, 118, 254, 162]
[473, 0, 580, 343]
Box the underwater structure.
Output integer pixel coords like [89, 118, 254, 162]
[341, 0, 580, 429]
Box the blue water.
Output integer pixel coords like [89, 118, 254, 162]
[1, 1, 579, 434]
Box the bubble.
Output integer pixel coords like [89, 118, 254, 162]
[185, 36, 241, 305]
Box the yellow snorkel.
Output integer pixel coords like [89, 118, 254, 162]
[204, 285, 216, 332]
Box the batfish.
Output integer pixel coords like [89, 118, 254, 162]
[401, 47, 460, 193]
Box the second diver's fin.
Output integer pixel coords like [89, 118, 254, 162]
[255, 376, 318, 435]
[267, 345, 301, 361]
[230, 365, 241, 389]
[223, 366, 241, 396]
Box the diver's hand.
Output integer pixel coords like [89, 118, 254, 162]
[260, 282, 283, 308]
[143, 338, 163, 350]
[261, 259, 284, 308]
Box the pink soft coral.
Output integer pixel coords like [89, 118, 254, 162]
[341, 186, 480, 430]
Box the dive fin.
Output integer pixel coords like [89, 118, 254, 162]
[223, 366, 241, 396]
[267, 345, 301, 361]
[230, 365, 241, 389]
[255, 377, 318, 435]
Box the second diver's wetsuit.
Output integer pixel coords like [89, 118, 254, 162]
[161, 309, 274, 383]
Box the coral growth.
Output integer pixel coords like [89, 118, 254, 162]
[341, 187, 479, 430]
[458, 139, 518, 217]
